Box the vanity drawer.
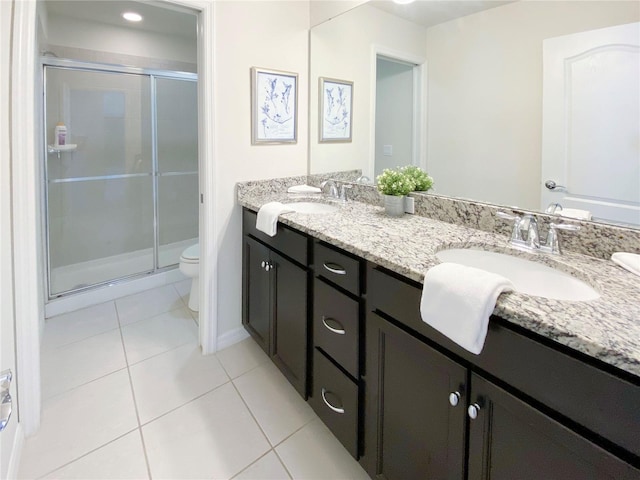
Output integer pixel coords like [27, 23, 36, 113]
[314, 241, 361, 295]
[313, 278, 359, 378]
[310, 348, 359, 458]
[367, 262, 640, 460]
[243, 208, 308, 265]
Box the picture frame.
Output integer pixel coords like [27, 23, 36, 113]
[251, 67, 298, 144]
[319, 77, 353, 143]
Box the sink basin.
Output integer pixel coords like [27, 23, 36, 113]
[286, 201, 339, 214]
[435, 248, 600, 301]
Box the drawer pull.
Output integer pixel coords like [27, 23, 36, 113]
[321, 388, 345, 414]
[322, 316, 346, 335]
[323, 262, 347, 275]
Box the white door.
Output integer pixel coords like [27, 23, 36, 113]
[541, 22, 640, 226]
[1, 1, 18, 477]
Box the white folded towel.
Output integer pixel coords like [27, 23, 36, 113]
[420, 263, 513, 355]
[256, 202, 294, 237]
[611, 252, 640, 277]
[560, 208, 592, 221]
[287, 184, 322, 194]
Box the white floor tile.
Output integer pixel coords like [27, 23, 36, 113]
[41, 328, 126, 399]
[115, 285, 183, 327]
[233, 362, 316, 446]
[18, 370, 139, 479]
[142, 382, 270, 479]
[276, 419, 369, 480]
[121, 307, 198, 365]
[42, 302, 119, 350]
[217, 337, 270, 379]
[233, 451, 291, 480]
[130, 343, 230, 424]
[42, 431, 149, 479]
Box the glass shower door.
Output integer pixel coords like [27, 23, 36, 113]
[45, 67, 154, 295]
[155, 77, 199, 268]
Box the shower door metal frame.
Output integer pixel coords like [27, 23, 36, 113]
[42, 58, 198, 299]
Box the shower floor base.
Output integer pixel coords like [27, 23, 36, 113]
[50, 238, 197, 296]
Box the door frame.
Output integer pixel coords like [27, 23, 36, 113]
[369, 45, 427, 178]
[10, 0, 217, 437]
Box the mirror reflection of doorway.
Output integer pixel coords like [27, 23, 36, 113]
[375, 56, 417, 178]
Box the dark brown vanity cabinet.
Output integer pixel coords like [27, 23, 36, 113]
[242, 209, 310, 398]
[363, 263, 640, 480]
[308, 241, 364, 459]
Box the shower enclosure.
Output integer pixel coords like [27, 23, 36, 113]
[43, 59, 198, 298]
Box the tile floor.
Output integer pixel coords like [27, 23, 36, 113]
[18, 280, 369, 479]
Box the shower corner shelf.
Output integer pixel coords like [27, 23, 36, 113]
[48, 144, 77, 153]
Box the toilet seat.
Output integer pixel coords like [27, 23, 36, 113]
[180, 244, 199, 262]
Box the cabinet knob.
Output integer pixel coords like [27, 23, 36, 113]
[265, 262, 272, 272]
[468, 403, 481, 420]
[449, 391, 460, 407]
[261, 261, 266, 268]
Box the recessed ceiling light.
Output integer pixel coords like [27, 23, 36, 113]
[392, 0, 416, 4]
[122, 12, 143, 22]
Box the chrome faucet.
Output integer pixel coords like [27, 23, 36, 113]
[355, 175, 371, 184]
[545, 202, 563, 214]
[320, 180, 339, 198]
[497, 211, 580, 255]
[520, 214, 540, 249]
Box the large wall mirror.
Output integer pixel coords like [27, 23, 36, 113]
[309, 1, 640, 228]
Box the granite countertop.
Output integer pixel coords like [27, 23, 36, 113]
[237, 189, 640, 378]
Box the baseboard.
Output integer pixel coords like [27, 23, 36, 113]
[216, 326, 249, 351]
[6, 422, 24, 480]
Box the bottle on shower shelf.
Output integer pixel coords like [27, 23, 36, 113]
[54, 122, 67, 147]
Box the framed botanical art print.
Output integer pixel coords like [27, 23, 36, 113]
[319, 77, 353, 143]
[251, 67, 298, 144]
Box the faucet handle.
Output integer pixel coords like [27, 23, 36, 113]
[546, 222, 580, 254]
[339, 184, 352, 202]
[496, 211, 523, 242]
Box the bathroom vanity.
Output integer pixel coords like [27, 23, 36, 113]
[239, 184, 640, 480]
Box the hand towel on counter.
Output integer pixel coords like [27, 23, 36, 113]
[287, 184, 322, 194]
[256, 202, 294, 237]
[420, 263, 513, 355]
[611, 252, 640, 277]
[560, 208, 592, 221]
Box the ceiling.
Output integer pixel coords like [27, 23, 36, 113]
[42, 0, 197, 40]
[368, 0, 516, 28]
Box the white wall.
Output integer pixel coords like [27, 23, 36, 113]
[426, 1, 640, 209]
[213, 1, 309, 337]
[310, 4, 427, 179]
[375, 58, 414, 177]
[1, 3, 19, 477]
[45, 14, 196, 64]
[310, 0, 368, 27]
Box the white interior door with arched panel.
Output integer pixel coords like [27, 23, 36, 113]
[541, 22, 640, 226]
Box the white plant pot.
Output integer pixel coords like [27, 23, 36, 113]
[384, 195, 405, 216]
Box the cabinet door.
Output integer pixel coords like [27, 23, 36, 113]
[272, 251, 308, 398]
[468, 373, 640, 480]
[242, 237, 272, 354]
[363, 311, 467, 480]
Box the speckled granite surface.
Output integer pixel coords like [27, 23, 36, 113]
[237, 179, 640, 378]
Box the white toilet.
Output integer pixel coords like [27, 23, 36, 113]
[179, 243, 199, 312]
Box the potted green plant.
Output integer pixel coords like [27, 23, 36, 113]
[401, 165, 434, 192]
[376, 168, 415, 216]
